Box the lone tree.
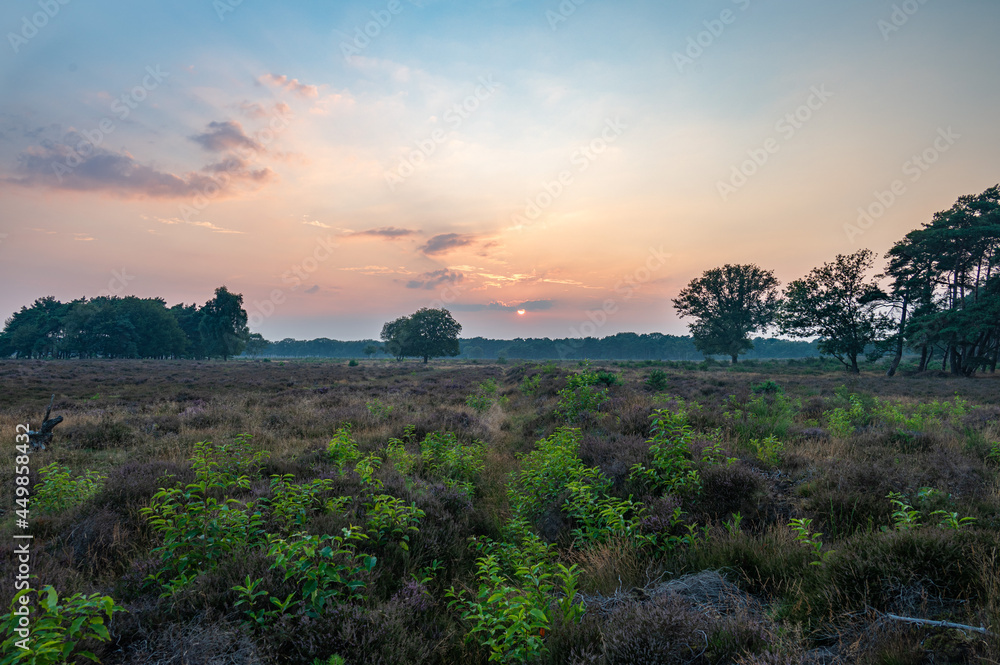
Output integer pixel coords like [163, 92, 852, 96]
[780, 249, 894, 373]
[381, 308, 462, 363]
[671, 264, 780, 364]
[363, 343, 379, 359]
[198, 286, 250, 360]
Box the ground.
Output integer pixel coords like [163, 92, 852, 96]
[0, 357, 997, 664]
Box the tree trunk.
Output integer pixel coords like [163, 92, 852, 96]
[950, 346, 964, 376]
[423, 355, 429, 364]
[886, 295, 909, 377]
[849, 354, 860, 374]
[731, 353, 738, 364]
[917, 346, 929, 372]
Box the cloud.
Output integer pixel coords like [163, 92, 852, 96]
[340, 265, 414, 276]
[406, 269, 464, 290]
[419, 233, 477, 255]
[304, 285, 320, 294]
[303, 220, 332, 228]
[6, 131, 275, 199]
[450, 300, 556, 312]
[345, 226, 419, 239]
[143, 215, 243, 234]
[239, 101, 292, 120]
[259, 73, 319, 99]
[191, 120, 263, 153]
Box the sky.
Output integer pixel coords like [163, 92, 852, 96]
[1, 0, 998, 341]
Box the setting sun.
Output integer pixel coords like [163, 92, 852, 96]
[517, 310, 526, 316]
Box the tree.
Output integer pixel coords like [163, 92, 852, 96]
[380, 308, 462, 363]
[363, 343, 379, 359]
[245, 333, 270, 358]
[884, 186, 1000, 376]
[198, 286, 249, 360]
[780, 249, 894, 373]
[671, 264, 780, 364]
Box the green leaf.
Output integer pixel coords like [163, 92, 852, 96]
[70, 615, 87, 636]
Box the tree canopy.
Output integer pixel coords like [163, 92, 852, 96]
[883, 186, 1000, 375]
[380, 308, 462, 363]
[671, 264, 780, 364]
[0, 287, 249, 360]
[779, 249, 894, 373]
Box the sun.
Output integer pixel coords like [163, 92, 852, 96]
[516, 309, 526, 316]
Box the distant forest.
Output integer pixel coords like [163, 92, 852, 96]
[261, 334, 821, 361]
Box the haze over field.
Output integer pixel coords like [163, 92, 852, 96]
[1, 0, 998, 340]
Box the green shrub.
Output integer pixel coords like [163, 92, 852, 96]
[1, 586, 124, 664]
[556, 372, 609, 423]
[826, 388, 971, 438]
[348, 359, 359, 367]
[645, 369, 669, 392]
[593, 371, 622, 387]
[509, 427, 607, 520]
[191, 433, 268, 487]
[749, 435, 784, 466]
[366, 398, 393, 421]
[141, 480, 266, 594]
[354, 453, 383, 488]
[327, 424, 360, 472]
[562, 481, 645, 547]
[33, 463, 105, 515]
[448, 533, 583, 664]
[266, 474, 342, 531]
[788, 517, 833, 566]
[364, 494, 425, 550]
[419, 431, 485, 495]
[629, 409, 701, 496]
[385, 439, 416, 476]
[725, 392, 798, 441]
[465, 378, 508, 413]
[751, 379, 783, 394]
[519, 374, 541, 397]
[264, 528, 376, 617]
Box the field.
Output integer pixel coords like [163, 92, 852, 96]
[1, 358, 999, 664]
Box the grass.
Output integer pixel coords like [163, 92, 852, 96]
[0, 358, 998, 664]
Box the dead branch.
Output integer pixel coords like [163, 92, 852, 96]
[883, 612, 995, 636]
[28, 394, 63, 451]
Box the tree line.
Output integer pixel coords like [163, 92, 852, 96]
[0, 287, 256, 360]
[673, 185, 1000, 375]
[256, 332, 819, 361]
[3, 187, 995, 371]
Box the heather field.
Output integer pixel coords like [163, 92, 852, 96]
[2, 358, 999, 664]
